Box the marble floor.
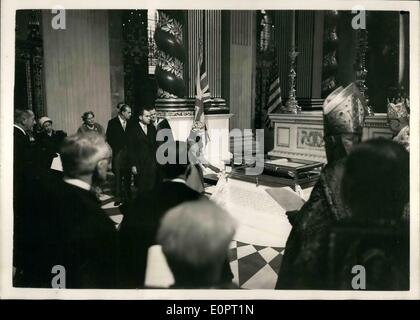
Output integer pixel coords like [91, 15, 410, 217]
[99, 174, 307, 289]
[228, 240, 285, 289]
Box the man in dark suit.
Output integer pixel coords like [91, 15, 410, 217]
[150, 107, 174, 183]
[118, 141, 233, 288]
[150, 107, 174, 147]
[14, 109, 36, 182]
[106, 104, 132, 205]
[17, 133, 118, 288]
[13, 109, 36, 278]
[127, 106, 158, 195]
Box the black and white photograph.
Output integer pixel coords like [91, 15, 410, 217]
[0, 0, 419, 300]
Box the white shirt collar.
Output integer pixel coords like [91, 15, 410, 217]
[63, 178, 91, 191]
[14, 124, 26, 135]
[139, 121, 148, 134]
[118, 115, 126, 124]
[170, 178, 187, 185]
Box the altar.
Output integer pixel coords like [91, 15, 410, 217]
[268, 112, 393, 163]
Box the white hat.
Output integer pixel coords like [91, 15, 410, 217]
[39, 116, 52, 127]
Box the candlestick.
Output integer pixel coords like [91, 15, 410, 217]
[291, 10, 296, 48]
[279, 10, 300, 114]
[355, 28, 374, 116]
[282, 47, 301, 114]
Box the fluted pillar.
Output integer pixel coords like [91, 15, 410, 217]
[185, 10, 222, 99]
[156, 10, 227, 114]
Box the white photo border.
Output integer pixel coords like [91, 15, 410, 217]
[1, 0, 419, 300]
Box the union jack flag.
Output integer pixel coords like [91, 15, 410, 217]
[190, 41, 211, 146]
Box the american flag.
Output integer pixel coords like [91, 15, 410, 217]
[264, 58, 282, 127]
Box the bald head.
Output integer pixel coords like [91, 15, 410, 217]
[157, 198, 237, 287]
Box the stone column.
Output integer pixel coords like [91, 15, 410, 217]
[155, 10, 186, 99]
[156, 10, 227, 115]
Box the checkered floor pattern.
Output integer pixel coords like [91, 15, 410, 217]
[99, 174, 287, 289]
[228, 240, 285, 289]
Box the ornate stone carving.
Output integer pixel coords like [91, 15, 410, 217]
[122, 10, 149, 109]
[158, 110, 195, 117]
[297, 128, 325, 150]
[321, 11, 339, 98]
[15, 10, 45, 118]
[154, 10, 186, 98]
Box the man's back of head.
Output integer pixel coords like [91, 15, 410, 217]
[14, 109, 35, 131]
[159, 140, 191, 181]
[342, 138, 409, 221]
[60, 132, 111, 180]
[157, 198, 237, 288]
